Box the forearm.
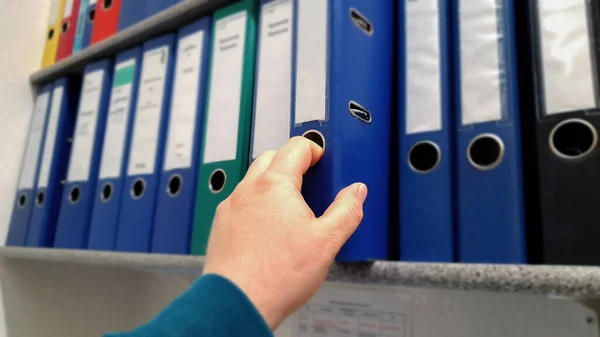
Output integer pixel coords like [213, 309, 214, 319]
[105, 274, 272, 337]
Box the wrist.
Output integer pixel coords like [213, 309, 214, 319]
[204, 268, 284, 330]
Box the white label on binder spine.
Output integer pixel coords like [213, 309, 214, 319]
[18, 92, 50, 189]
[37, 86, 64, 188]
[164, 30, 205, 171]
[48, 0, 62, 25]
[540, 0, 597, 115]
[99, 59, 137, 179]
[128, 46, 169, 176]
[89, 0, 97, 5]
[459, 0, 503, 125]
[64, 0, 75, 18]
[68, 70, 104, 182]
[294, 0, 327, 124]
[406, 0, 442, 134]
[203, 11, 248, 164]
[252, 0, 293, 158]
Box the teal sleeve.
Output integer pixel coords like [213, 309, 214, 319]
[105, 274, 273, 337]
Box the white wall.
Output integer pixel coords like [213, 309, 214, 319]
[0, 1, 51, 336]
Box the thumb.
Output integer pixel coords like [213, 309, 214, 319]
[315, 183, 368, 246]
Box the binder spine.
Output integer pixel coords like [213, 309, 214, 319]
[333, 0, 393, 261]
[73, 0, 89, 53]
[290, 0, 393, 261]
[191, 0, 257, 255]
[290, 0, 334, 219]
[527, 0, 600, 265]
[42, 0, 66, 67]
[118, 0, 146, 31]
[152, 19, 211, 255]
[6, 84, 53, 246]
[88, 48, 142, 251]
[91, 0, 121, 44]
[454, 0, 526, 263]
[249, 0, 294, 162]
[82, 1, 97, 49]
[115, 35, 176, 252]
[145, 0, 176, 19]
[56, 0, 81, 61]
[399, 0, 454, 262]
[27, 78, 78, 247]
[54, 59, 114, 249]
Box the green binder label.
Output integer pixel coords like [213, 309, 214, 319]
[113, 64, 136, 87]
[99, 59, 137, 179]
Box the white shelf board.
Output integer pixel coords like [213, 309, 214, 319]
[30, 0, 235, 85]
[0, 246, 204, 272]
[2, 246, 600, 298]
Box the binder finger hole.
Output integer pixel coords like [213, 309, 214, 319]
[408, 141, 441, 174]
[103, 0, 113, 10]
[47, 28, 55, 41]
[17, 194, 27, 208]
[348, 101, 372, 124]
[168, 175, 183, 197]
[467, 134, 504, 171]
[349, 8, 373, 36]
[101, 183, 113, 202]
[550, 119, 597, 159]
[36, 192, 45, 206]
[88, 8, 96, 22]
[131, 179, 146, 200]
[209, 169, 226, 194]
[302, 130, 326, 151]
[69, 186, 81, 204]
[61, 22, 69, 34]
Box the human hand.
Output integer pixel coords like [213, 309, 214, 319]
[202, 136, 368, 330]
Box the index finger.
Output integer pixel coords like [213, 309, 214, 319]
[266, 136, 324, 190]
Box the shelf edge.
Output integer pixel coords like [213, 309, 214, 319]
[3, 246, 600, 298]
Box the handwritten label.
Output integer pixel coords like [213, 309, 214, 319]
[67, 70, 104, 182]
[128, 46, 169, 175]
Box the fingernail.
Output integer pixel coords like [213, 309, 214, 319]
[356, 183, 368, 203]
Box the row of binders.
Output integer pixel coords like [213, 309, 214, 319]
[10, 0, 600, 265]
[41, 0, 181, 68]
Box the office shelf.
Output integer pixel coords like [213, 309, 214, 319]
[2, 246, 600, 298]
[0, 246, 204, 271]
[29, 0, 234, 85]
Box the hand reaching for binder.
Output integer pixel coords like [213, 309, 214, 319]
[203, 136, 368, 330]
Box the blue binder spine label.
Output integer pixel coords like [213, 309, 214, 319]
[405, 0, 442, 135]
[459, 0, 503, 125]
[164, 30, 206, 171]
[252, 0, 293, 159]
[37, 86, 64, 188]
[99, 59, 137, 179]
[294, 0, 327, 124]
[73, 0, 89, 53]
[203, 11, 248, 164]
[538, 0, 597, 115]
[128, 46, 169, 176]
[19, 92, 51, 190]
[68, 70, 105, 182]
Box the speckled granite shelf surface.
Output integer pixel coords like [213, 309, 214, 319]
[328, 262, 600, 298]
[2, 247, 600, 298]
